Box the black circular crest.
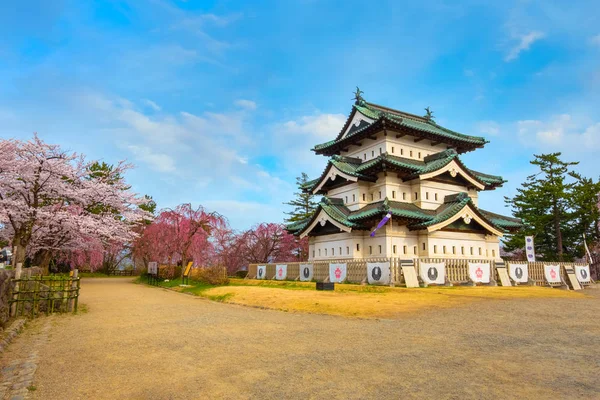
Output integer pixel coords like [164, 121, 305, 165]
[515, 267, 523, 279]
[427, 267, 438, 281]
[303, 267, 310, 278]
[371, 266, 382, 281]
[581, 269, 588, 279]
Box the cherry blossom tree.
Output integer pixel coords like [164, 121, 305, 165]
[0, 134, 149, 267]
[237, 223, 308, 264]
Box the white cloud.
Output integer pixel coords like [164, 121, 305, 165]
[477, 121, 500, 136]
[281, 113, 346, 139]
[505, 31, 545, 62]
[517, 114, 600, 149]
[142, 99, 161, 111]
[125, 144, 176, 172]
[234, 99, 257, 110]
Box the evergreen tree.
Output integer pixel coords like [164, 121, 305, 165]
[504, 153, 578, 261]
[569, 173, 600, 256]
[284, 173, 318, 223]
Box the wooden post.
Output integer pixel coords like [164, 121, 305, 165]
[10, 263, 22, 317]
[68, 269, 79, 312]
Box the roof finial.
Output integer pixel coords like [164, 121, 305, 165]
[353, 86, 364, 105]
[424, 106, 435, 122]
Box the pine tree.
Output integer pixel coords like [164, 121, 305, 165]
[568, 173, 600, 256]
[504, 153, 578, 261]
[284, 173, 318, 223]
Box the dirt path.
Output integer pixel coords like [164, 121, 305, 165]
[1, 279, 599, 400]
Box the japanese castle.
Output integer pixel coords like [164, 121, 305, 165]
[287, 89, 522, 261]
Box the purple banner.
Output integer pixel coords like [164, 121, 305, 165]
[370, 213, 392, 237]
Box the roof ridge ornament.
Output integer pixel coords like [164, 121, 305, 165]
[424, 106, 435, 122]
[353, 86, 365, 106]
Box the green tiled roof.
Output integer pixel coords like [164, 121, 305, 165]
[313, 101, 488, 153]
[288, 193, 522, 236]
[305, 149, 504, 193]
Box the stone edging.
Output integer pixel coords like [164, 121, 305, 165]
[0, 319, 26, 355]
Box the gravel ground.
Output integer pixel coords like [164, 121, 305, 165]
[1, 278, 599, 400]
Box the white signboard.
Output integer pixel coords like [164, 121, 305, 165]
[420, 262, 445, 285]
[256, 265, 266, 280]
[329, 263, 347, 283]
[508, 263, 528, 283]
[275, 264, 287, 280]
[544, 265, 561, 283]
[367, 262, 390, 285]
[575, 265, 591, 283]
[525, 236, 536, 262]
[299, 263, 313, 282]
[468, 262, 490, 283]
[147, 262, 158, 275]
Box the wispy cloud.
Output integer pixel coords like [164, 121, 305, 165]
[235, 99, 257, 110]
[125, 144, 176, 172]
[517, 114, 600, 150]
[142, 99, 161, 111]
[505, 31, 545, 62]
[281, 113, 346, 139]
[477, 121, 500, 136]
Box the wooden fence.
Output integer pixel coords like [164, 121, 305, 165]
[248, 258, 593, 288]
[10, 272, 80, 318]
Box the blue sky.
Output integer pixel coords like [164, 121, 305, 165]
[1, 0, 599, 229]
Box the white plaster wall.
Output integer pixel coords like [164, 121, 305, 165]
[341, 131, 449, 161]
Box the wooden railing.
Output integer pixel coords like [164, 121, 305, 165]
[248, 258, 593, 287]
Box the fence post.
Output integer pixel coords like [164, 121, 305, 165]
[10, 263, 23, 317]
[68, 269, 79, 312]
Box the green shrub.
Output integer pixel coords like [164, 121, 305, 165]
[235, 270, 248, 278]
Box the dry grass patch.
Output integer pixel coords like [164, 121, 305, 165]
[204, 280, 586, 318]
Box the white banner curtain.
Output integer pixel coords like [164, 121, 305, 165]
[299, 264, 313, 282]
[329, 263, 347, 283]
[468, 262, 490, 283]
[544, 265, 561, 283]
[367, 262, 390, 285]
[508, 263, 528, 283]
[420, 262, 445, 285]
[275, 264, 287, 280]
[525, 236, 536, 262]
[575, 265, 591, 283]
[256, 265, 266, 280]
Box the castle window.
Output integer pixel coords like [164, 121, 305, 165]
[415, 192, 418, 200]
[400, 148, 404, 156]
[364, 153, 366, 160]
[378, 245, 382, 254]
[403, 245, 407, 254]
[391, 147, 395, 153]
[479, 247, 482, 256]
[379, 191, 382, 199]
[353, 194, 356, 202]
[339, 247, 342, 255]
[357, 243, 360, 251]
[379, 147, 382, 154]
[422, 243, 426, 250]
[434, 245, 437, 254]
[418, 152, 421, 159]
[331, 248, 334, 256]
[452, 246, 456, 255]
[345, 196, 348, 203]
[461, 246, 465, 255]
[486, 249, 489, 257]
[371, 193, 374, 201]
[426, 192, 429, 200]
[393, 245, 397, 254]
[443, 245, 446, 254]
[435, 193, 438, 201]
[392, 191, 396, 199]
[413, 246, 417, 254]
[346, 246, 350, 255]
[312, 250, 315, 258]
[470, 247, 473, 255]
[402, 192, 406, 200]
[363, 193, 366, 201]
[369, 246, 372, 255]
[410, 150, 413, 157]
[372, 150, 374, 157]
[492, 249, 496, 257]
[319, 249, 322, 256]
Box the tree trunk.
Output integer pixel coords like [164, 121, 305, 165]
[553, 199, 563, 261]
[12, 238, 27, 267]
